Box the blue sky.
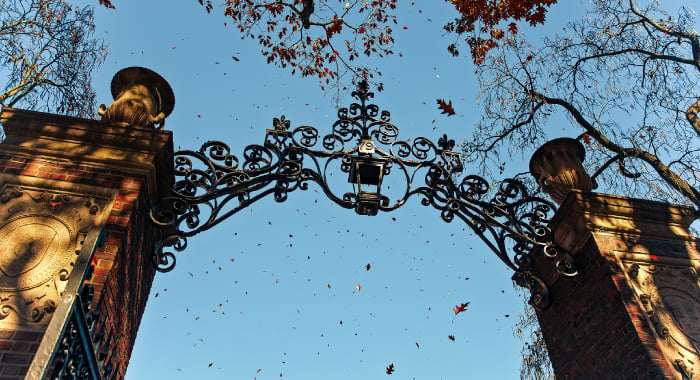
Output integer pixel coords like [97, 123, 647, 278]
[60, 1, 688, 379]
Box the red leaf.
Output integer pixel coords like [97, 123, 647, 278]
[436, 99, 456, 116]
[99, 0, 115, 9]
[582, 133, 591, 145]
[386, 363, 395, 374]
[508, 22, 518, 35]
[453, 302, 470, 315]
[448, 335, 455, 341]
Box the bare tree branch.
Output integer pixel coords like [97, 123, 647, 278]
[531, 91, 700, 206]
[0, 0, 108, 117]
[468, 0, 700, 210]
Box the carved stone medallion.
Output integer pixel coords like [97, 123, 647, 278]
[624, 261, 700, 379]
[0, 215, 73, 290]
[0, 184, 108, 325]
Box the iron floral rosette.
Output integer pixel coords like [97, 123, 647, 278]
[150, 82, 576, 309]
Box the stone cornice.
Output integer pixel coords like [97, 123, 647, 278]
[550, 190, 698, 253]
[0, 107, 174, 201]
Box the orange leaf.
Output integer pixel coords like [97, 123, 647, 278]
[453, 302, 470, 315]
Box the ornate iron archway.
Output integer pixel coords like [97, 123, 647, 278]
[149, 82, 577, 309]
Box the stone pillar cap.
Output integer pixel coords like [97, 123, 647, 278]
[111, 67, 175, 117]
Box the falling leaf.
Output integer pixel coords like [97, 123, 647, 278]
[448, 335, 455, 341]
[453, 302, 470, 315]
[386, 363, 395, 374]
[582, 133, 591, 145]
[365, 263, 371, 271]
[208, 363, 213, 367]
[508, 22, 518, 34]
[436, 99, 456, 116]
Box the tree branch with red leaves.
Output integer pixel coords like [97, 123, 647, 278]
[98, 0, 562, 90]
[190, 0, 398, 92]
[444, 0, 557, 64]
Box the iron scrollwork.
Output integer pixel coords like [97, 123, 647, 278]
[150, 81, 577, 309]
[48, 285, 101, 380]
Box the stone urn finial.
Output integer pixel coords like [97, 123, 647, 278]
[529, 138, 594, 205]
[98, 67, 174, 129]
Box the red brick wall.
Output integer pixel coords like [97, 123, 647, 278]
[0, 330, 43, 379]
[535, 235, 676, 378]
[0, 152, 160, 379]
[0, 107, 171, 379]
[529, 191, 699, 379]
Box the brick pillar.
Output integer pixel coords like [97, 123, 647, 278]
[0, 107, 173, 379]
[530, 190, 700, 378]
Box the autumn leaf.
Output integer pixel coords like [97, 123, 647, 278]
[508, 22, 518, 34]
[386, 363, 395, 374]
[365, 263, 371, 271]
[453, 302, 470, 315]
[448, 335, 455, 341]
[437, 99, 456, 116]
[99, 0, 115, 9]
[582, 133, 591, 145]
